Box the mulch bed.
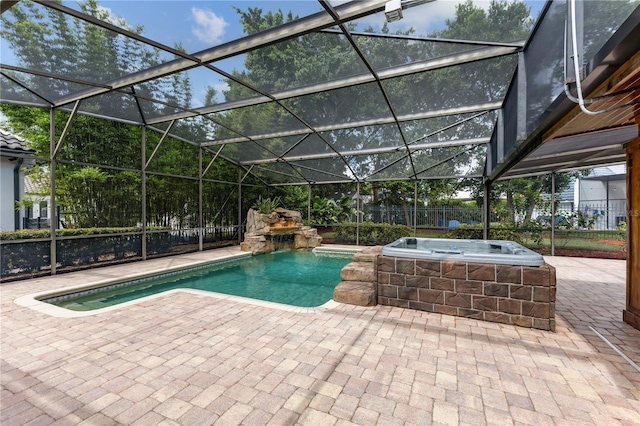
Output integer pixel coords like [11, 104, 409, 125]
[536, 238, 627, 259]
[552, 249, 626, 260]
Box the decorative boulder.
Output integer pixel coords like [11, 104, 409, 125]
[241, 208, 322, 254]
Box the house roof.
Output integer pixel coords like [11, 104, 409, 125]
[0, 129, 35, 155]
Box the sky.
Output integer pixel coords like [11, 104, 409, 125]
[1, 0, 546, 107]
[86, 0, 546, 53]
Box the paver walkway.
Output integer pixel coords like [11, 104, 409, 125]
[1, 247, 639, 425]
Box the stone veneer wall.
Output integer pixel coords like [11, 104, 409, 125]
[377, 255, 556, 331]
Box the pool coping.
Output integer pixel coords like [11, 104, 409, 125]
[15, 246, 362, 318]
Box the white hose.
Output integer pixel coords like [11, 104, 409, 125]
[568, 0, 606, 115]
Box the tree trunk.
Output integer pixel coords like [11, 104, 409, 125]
[506, 191, 514, 223]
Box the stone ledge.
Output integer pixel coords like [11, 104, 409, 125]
[341, 262, 376, 282]
[334, 281, 377, 306]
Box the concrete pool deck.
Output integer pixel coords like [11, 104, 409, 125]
[1, 246, 639, 425]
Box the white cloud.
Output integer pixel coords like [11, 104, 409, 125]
[96, 5, 132, 29]
[191, 7, 228, 45]
[214, 82, 230, 94]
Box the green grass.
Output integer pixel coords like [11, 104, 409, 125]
[521, 236, 625, 252]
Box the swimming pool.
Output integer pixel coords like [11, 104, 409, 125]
[42, 250, 354, 311]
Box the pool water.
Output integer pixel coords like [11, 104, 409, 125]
[47, 250, 353, 311]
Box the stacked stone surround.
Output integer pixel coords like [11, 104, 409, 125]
[333, 247, 381, 307]
[377, 255, 557, 331]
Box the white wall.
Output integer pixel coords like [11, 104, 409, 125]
[576, 178, 627, 230]
[579, 179, 627, 203]
[579, 180, 607, 202]
[0, 157, 25, 231]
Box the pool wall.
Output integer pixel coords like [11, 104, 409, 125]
[377, 255, 556, 331]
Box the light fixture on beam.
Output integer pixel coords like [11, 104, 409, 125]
[385, 0, 436, 23]
[385, 0, 403, 23]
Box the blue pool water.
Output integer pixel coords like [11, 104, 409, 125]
[46, 250, 353, 311]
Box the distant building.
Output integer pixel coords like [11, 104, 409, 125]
[0, 129, 35, 231]
[536, 165, 627, 230]
[575, 165, 626, 230]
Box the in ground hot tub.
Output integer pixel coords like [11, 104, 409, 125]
[378, 237, 555, 331]
[381, 237, 544, 266]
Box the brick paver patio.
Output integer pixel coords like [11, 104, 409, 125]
[1, 246, 639, 425]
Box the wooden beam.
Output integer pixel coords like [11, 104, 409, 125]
[623, 134, 640, 330]
[1, 1, 20, 14]
[543, 49, 640, 141]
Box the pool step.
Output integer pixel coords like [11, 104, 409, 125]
[334, 281, 377, 306]
[340, 261, 376, 282]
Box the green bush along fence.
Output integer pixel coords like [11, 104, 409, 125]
[332, 222, 412, 245]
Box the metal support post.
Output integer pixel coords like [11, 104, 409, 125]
[141, 127, 147, 260]
[483, 179, 491, 240]
[238, 167, 242, 243]
[413, 180, 418, 236]
[551, 172, 556, 256]
[49, 108, 57, 275]
[307, 184, 311, 223]
[356, 182, 360, 246]
[199, 147, 203, 251]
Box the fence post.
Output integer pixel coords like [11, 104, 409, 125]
[356, 182, 360, 246]
[551, 172, 555, 256]
[413, 180, 418, 236]
[483, 180, 491, 240]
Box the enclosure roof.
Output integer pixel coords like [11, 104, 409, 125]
[499, 4, 640, 181]
[1, 1, 638, 185]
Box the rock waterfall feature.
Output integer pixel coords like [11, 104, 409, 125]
[240, 208, 322, 254]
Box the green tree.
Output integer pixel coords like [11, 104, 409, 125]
[1, 0, 237, 228]
[471, 171, 588, 225]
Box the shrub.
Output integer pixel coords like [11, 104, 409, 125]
[253, 196, 281, 214]
[448, 223, 523, 244]
[333, 222, 411, 245]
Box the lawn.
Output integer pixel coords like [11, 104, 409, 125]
[318, 226, 626, 259]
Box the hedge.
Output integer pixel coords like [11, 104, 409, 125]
[333, 222, 411, 245]
[448, 223, 523, 243]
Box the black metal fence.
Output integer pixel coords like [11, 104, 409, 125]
[360, 206, 497, 230]
[0, 226, 240, 282]
[359, 203, 628, 233]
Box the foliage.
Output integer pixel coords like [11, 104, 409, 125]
[468, 171, 589, 226]
[0, 0, 568, 234]
[271, 186, 308, 213]
[333, 222, 411, 246]
[448, 223, 523, 244]
[253, 196, 281, 214]
[0, 0, 238, 230]
[310, 196, 338, 225]
[335, 195, 355, 222]
[0, 226, 172, 240]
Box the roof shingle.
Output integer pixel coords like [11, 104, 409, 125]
[0, 129, 34, 153]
